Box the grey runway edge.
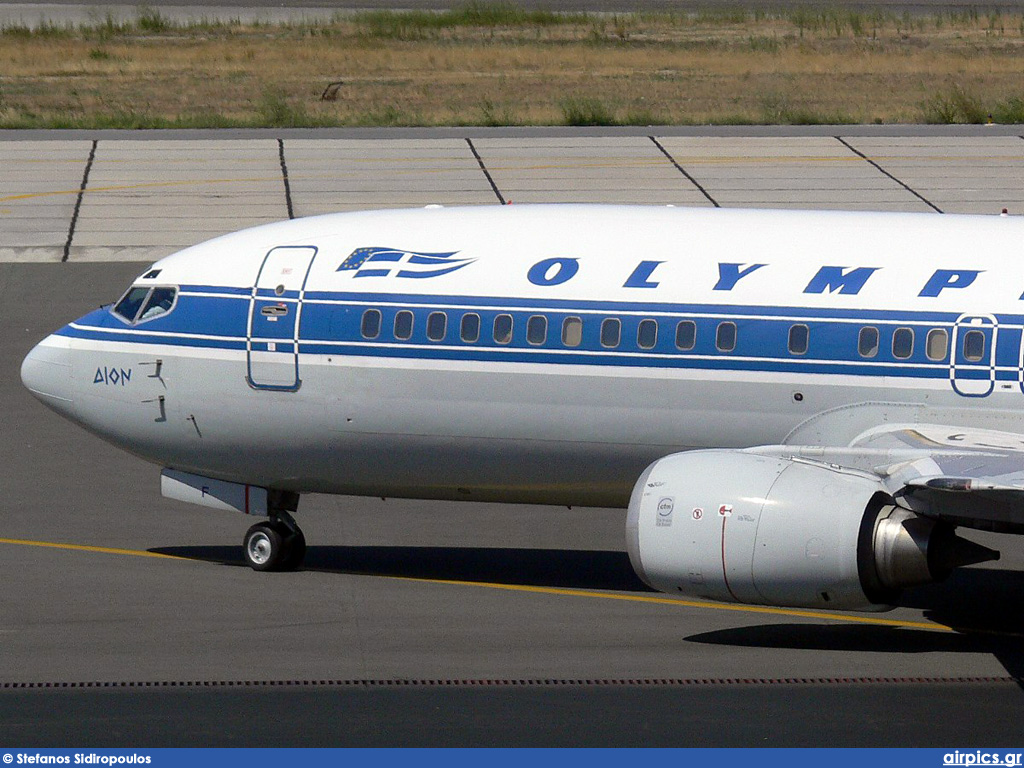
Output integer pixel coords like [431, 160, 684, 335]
[5, 129, 1024, 263]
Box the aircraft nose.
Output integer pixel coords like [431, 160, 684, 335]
[21, 335, 76, 419]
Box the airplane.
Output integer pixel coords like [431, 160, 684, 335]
[20, 203, 1024, 613]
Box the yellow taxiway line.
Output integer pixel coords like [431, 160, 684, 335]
[0, 536, 185, 560]
[389, 575, 952, 631]
[0, 535, 952, 632]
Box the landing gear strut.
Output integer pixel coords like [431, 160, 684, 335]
[243, 509, 306, 571]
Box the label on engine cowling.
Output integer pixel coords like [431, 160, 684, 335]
[656, 497, 674, 526]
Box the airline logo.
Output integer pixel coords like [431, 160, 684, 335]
[337, 247, 475, 279]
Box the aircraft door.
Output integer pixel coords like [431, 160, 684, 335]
[950, 314, 996, 398]
[247, 246, 318, 391]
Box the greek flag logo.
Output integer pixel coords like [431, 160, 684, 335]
[337, 247, 475, 279]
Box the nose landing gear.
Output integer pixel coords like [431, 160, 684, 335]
[243, 510, 306, 571]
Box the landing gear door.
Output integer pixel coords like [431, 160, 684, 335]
[950, 314, 996, 398]
[247, 246, 318, 391]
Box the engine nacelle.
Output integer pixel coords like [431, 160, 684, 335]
[626, 450, 996, 611]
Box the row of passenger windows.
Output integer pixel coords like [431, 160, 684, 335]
[359, 309, 988, 362]
[858, 325, 985, 362]
[362, 309, 728, 351]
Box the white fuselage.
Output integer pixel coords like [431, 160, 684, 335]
[21, 205, 1024, 507]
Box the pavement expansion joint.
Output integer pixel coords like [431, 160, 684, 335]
[62, 139, 98, 263]
[466, 137, 506, 205]
[835, 135, 943, 214]
[278, 137, 294, 220]
[649, 135, 719, 208]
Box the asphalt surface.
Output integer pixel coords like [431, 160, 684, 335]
[3, 130, 1024, 745]
[5, 681, 1024, 746]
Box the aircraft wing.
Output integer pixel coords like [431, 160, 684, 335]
[750, 424, 1024, 534]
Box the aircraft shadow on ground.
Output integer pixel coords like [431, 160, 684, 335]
[688, 623, 978, 654]
[901, 566, 1024, 636]
[153, 545, 1024, 672]
[149, 544, 652, 593]
[687, 567, 1024, 680]
[687, 621, 1024, 683]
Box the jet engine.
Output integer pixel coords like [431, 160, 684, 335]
[626, 450, 998, 611]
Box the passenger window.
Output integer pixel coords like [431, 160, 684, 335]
[113, 286, 151, 323]
[675, 320, 696, 351]
[426, 311, 447, 342]
[893, 327, 914, 359]
[494, 314, 513, 344]
[600, 318, 621, 348]
[527, 315, 547, 346]
[788, 324, 809, 355]
[859, 326, 879, 358]
[137, 287, 177, 322]
[963, 330, 986, 362]
[926, 329, 948, 361]
[562, 317, 583, 347]
[716, 321, 737, 352]
[637, 319, 658, 350]
[394, 310, 414, 341]
[461, 313, 480, 343]
[361, 309, 382, 340]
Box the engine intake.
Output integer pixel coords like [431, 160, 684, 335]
[626, 450, 998, 611]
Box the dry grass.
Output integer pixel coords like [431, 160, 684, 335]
[0, 6, 1022, 127]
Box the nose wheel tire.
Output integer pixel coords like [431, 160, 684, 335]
[243, 521, 305, 571]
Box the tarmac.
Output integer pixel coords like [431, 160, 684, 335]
[2, 127, 1024, 745]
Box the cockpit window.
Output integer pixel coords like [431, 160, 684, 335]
[112, 286, 177, 324]
[139, 287, 177, 322]
[113, 287, 151, 323]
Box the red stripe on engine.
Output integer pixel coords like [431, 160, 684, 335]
[721, 517, 739, 602]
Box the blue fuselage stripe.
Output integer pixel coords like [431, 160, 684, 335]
[57, 286, 1022, 381]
